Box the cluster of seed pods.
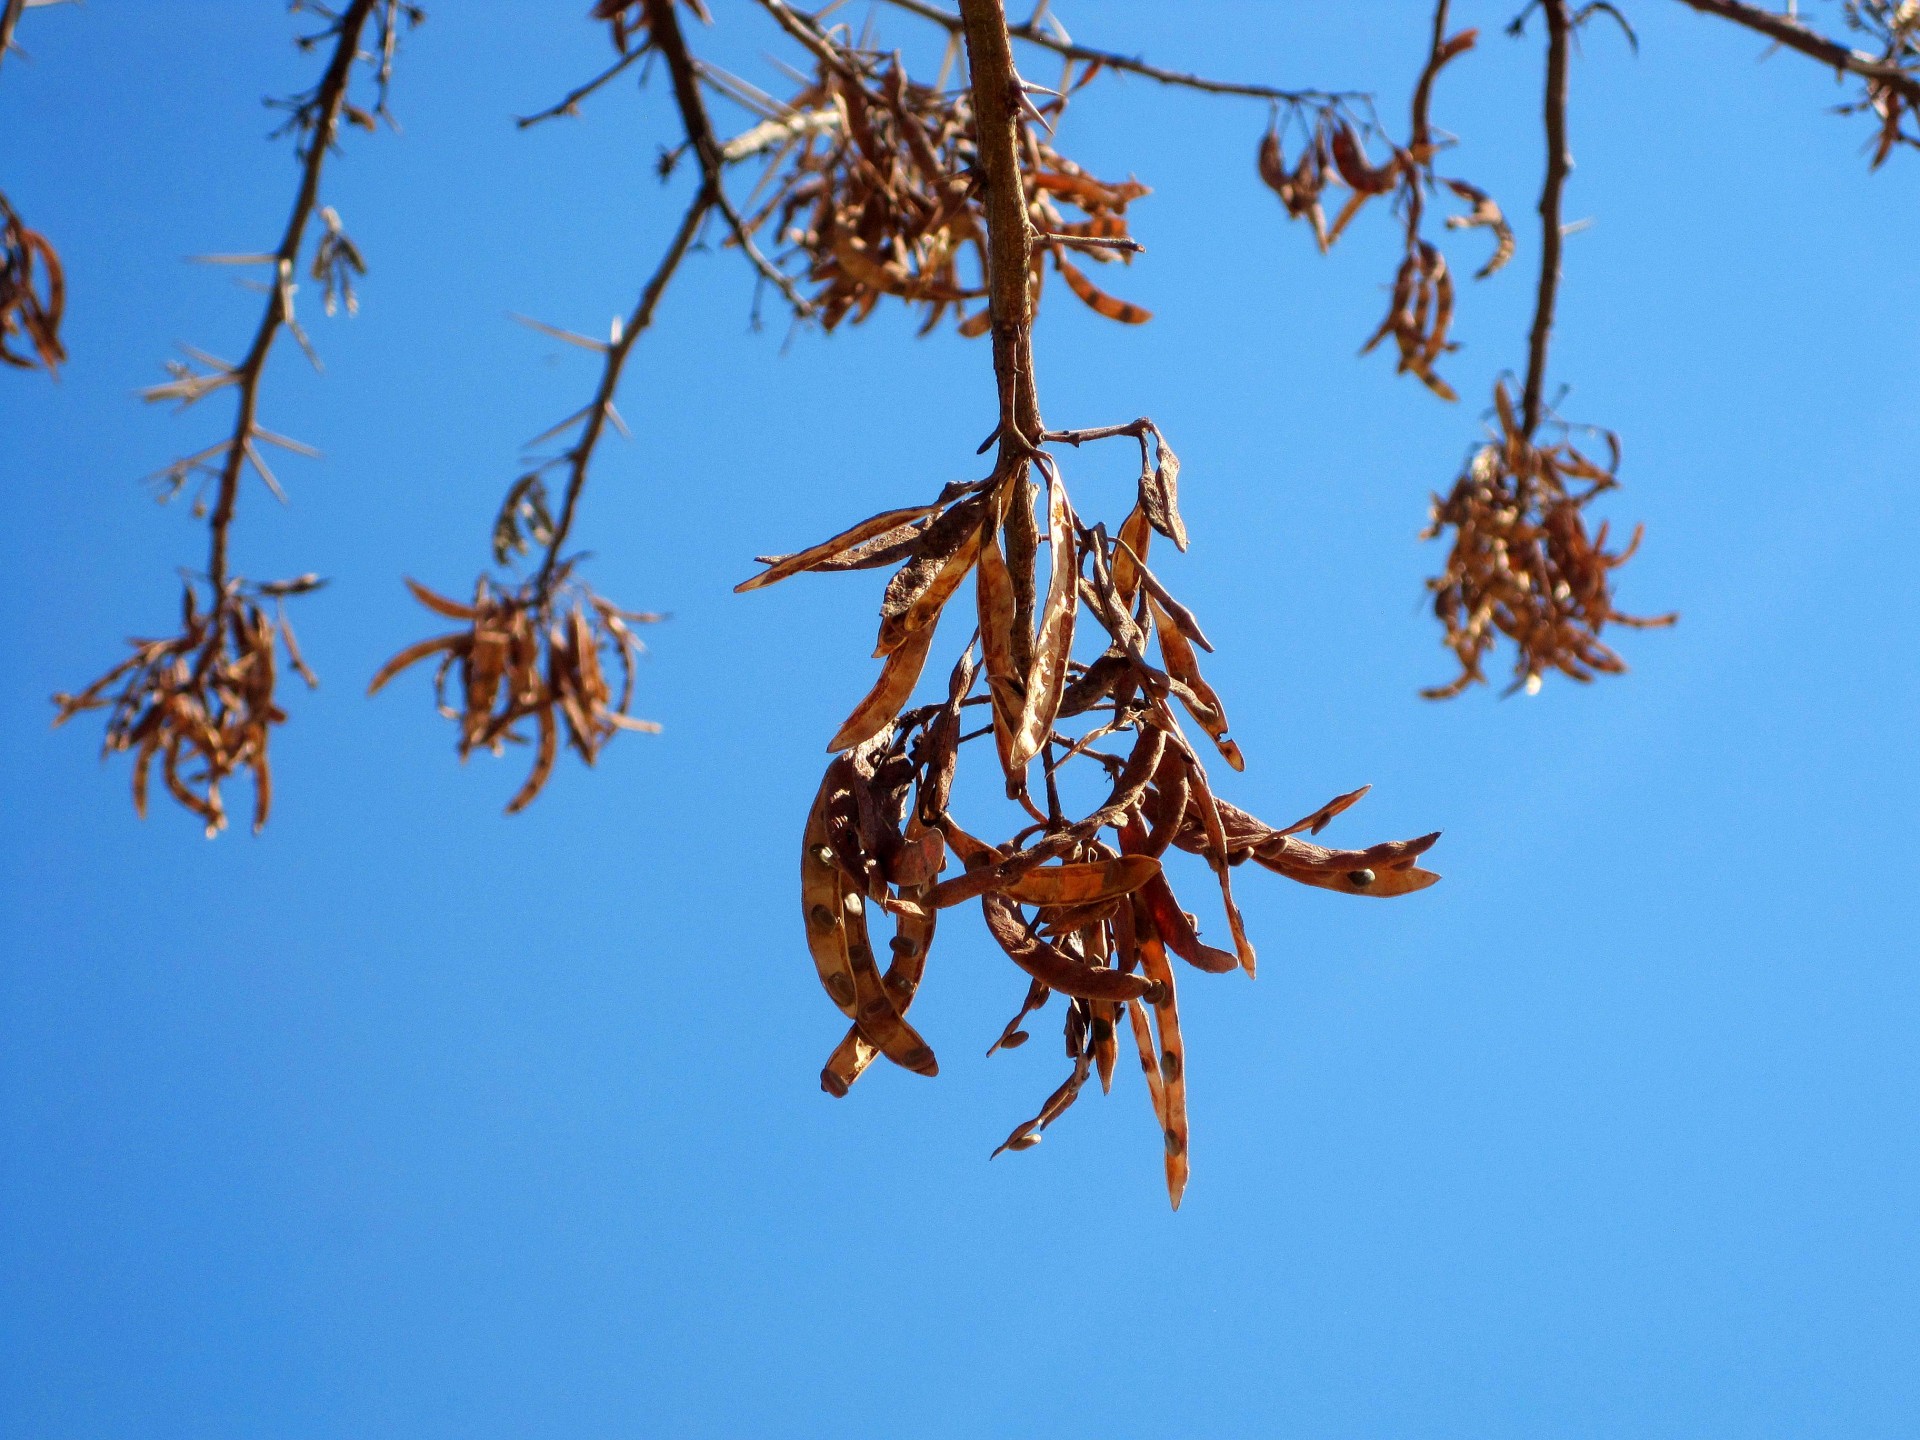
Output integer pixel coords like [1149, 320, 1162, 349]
[745, 431, 1441, 1207]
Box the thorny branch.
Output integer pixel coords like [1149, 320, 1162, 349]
[514, 44, 648, 128]
[539, 186, 715, 596]
[207, 0, 379, 594]
[959, 0, 1042, 459]
[53, 0, 413, 833]
[643, 0, 815, 319]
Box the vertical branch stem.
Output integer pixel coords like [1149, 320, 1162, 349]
[206, 0, 379, 592]
[957, 0, 1041, 458]
[957, 0, 1044, 678]
[1521, 0, 1571, 437]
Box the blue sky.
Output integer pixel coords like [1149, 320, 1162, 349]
[3, 3, 1917, 1436]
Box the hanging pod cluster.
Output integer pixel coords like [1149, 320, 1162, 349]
[742, 431, 1440, 1209]
[1422, 381, 1677, 698]
[1257, 22, 1510, 402]
[369, 574, 662, 813]
[52, 576, 324, 836]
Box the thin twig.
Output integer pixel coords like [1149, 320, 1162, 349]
[1670, 0, 1920, 108]
[1038, 231, 1144, 255]
[881, 0, 1361, 103]
[535, 183, 717, 596]
[208, 0, 380, 593]
[516, 44, 649, 129]
[748, 0, 860, 76]
[1041, 418, 1150, 447]
[1520, 0, 1570, 438]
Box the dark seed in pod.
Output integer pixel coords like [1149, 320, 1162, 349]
[1347, 868, 1376, 887]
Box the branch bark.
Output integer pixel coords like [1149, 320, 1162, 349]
[958, 0, 1041, 458]
[1521, 0, 1571, 438]
[958, 0, 1045, 677]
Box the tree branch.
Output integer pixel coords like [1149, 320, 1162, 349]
[958, 0, 1041, 460]
[515, 44, 649, 129]
[207, 0, 379, 592]
[1670, 0, 1920, 108]
[641, 0, 814, 319]
[956, 0, 1047, 691]
[883, 0, 1359, 104]
[1521, 0, 1571, 438]
[535, 183, 715, 595]
[0, 0, 27, 78]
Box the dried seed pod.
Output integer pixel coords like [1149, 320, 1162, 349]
[738, 52, 1151, 336]
[52, 578, 316, 836]
[980, 893, 1160, 1004]
[0, 195, 66, 374]
[1423, 382, 1675, 698]
[1008, 471, 1078, 772]
[371, 575, 661, 811]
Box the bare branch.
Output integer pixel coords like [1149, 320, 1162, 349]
[1670, 0, 1920, 109]
[516, 44, 649, 129]
[882, 0, 1361, 104]
[534, 183, 716, 595]
[207, 0, 381, 592]
[1521, 0, 1571, 437]
[642, 0, 815, 318]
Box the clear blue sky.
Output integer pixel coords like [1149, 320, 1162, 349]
[3, 3, 1917, 1436]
